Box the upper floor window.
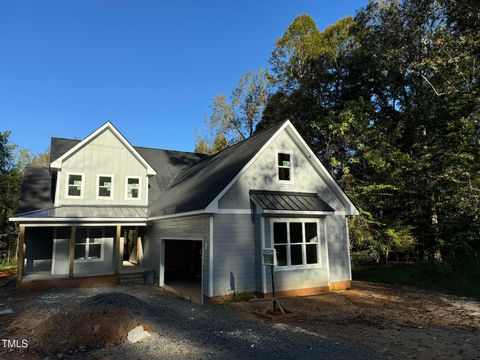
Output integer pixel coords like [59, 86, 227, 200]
[126, 176, 141, 200]
[67, 173, 83, 198]
[272, 220, 320, 268]
[277, 152, 293, 182]
[97, 175, 113, 199]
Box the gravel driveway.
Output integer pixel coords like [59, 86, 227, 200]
[1, 285, 379, 359]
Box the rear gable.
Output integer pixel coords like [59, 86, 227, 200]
[216, 124, 356, 214]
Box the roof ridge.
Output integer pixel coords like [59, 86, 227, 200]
[52, 136, 205, 156]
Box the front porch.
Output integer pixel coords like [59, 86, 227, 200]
[16, 224, 148, 287]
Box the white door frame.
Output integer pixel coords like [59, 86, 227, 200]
[159, 237, 205, 304]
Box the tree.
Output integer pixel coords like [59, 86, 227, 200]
[194, 134, 228, 155]
[0, 132, 22, 259]
[206, 68, 271, 143]
[260, 1, 480, 263]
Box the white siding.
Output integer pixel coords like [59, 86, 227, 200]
[145, 215, 210, 295]
[56, 128, 148, 206]
[218, 128, 344, 211]
[212, 214, 256, 296]
[263, 217, 330, 292]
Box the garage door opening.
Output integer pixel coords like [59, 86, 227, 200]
[163, 240, 203, 304]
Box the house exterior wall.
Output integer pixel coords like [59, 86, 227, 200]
[218, 129, 344, 211]
[213, 127, 351, 296]
[55, 128, 149, 206]
[212, 213, 256, 296]
[326, 215, 352, 282]
[51, 226, 115, 276]
[145, 215, 210, 295]
[263, 216, 330, 292]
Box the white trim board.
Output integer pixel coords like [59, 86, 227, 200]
[50, 122, 156, 176]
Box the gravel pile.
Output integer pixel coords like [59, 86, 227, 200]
[81, 291, 155, 316]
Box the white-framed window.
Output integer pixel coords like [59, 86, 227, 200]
[276, 151, 293, 183]
[66, 172, 84, 198]
[271, 219, 320, 269]
[96, 174, 114, 199]
[74, 227, 104, 262]
[125, 176, 141, 200]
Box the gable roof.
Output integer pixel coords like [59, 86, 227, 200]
[148, 121, 287, 217]
[50, 122, 157, 176]
[48, 137, 206, 204]
[14, 119, 359, 220]
[150, 119, 358, 217]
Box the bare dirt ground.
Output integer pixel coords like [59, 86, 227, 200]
[231, 281, 480, 359]
[0, 280, 478, 359]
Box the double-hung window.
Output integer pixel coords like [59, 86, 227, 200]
[272, 220, 320, 268]
[277, 152, 293, 182]
[97, 175, 113, 199]
[67, 173, 84, 197]
[126, 177, 141, 200]
[74, 227, 104, 261]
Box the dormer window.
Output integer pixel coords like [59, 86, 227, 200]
[97, 175, 113, 199]
[67, 173, 83, 197]
[126, 176, 141, 200]
[277, 152, 293, 182]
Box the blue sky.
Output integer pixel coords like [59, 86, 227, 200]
[0, 0, 367, 155]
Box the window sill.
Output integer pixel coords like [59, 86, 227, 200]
[273, 264, 322, 272]
[74, 258, 104, 263]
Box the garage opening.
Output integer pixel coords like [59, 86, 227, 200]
[163, 240, 203, 303]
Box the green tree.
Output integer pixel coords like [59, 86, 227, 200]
[207, 68, 271, 143]
[0, 132, 22, 259]
[194, 134, 228, 155]
[260, 1, 480, 263]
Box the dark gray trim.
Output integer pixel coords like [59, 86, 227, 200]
[250, 190, 335, 212]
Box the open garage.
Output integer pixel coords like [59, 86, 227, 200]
[162, 239, 203, 303]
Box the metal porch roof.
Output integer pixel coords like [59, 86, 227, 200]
[250, 190, 335, 212]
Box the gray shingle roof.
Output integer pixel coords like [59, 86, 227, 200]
[250, 190, 334, 212]
[17, 167, 54, 214]
[14, 206, 147, 220]
[149, 121, 287, 216]
[15, 121, 287, 218]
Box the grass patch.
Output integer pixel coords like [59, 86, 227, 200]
[0, 260, 17, 272]
[352, 262, 480, 298]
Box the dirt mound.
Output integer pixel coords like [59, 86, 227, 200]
[32, 292, 155, 356]
[82, 291, 154, 315]
[33, 307, 138, 355]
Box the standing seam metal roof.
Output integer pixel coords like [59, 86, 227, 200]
[250, 190, 335, 212]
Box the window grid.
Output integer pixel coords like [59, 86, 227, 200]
[271, 219, 320, 269]
[74, 227, 104, 262]
[276, 151, 293, 183]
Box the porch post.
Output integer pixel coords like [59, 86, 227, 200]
[69, 226, 76, 278]
[135, 226, 140, 263]
[114, 225, 121, 274]
[16, 226, 25, 281]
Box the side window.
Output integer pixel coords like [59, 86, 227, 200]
[277, 152, 292, 182]
[272, 220, 319, 268]
[67, 173, 83, 197]
[97, 175, 113, 199]
[126, 177, 141, 200]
